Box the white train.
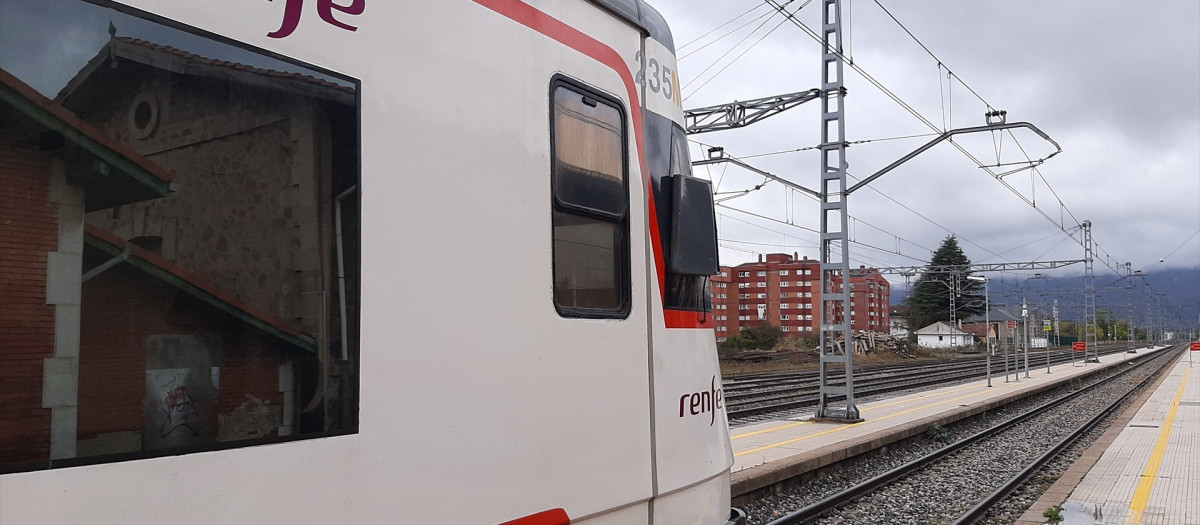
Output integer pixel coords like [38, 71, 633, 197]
[0, 0, 740, 523]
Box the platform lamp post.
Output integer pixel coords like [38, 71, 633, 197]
[966, 276, 991, 387]
[1044, 311, 1052, 374]
[1022, 297, 1031, 379]
[1017, 274, 1043, 378]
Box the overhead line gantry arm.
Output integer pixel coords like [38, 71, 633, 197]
[692, 150, 820, 198]
[845, 121, 1062, 195]
[684, 89, 821, 134]
[870, 259, 1085, 275]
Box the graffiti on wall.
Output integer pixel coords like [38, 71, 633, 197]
[144, 335, 220, 450]
[161, 380, 200, 437]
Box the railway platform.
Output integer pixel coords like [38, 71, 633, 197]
[1017, 349, 1198, 525]
[729, 345, 1170, 505]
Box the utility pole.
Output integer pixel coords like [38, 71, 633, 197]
[1148, 292, 1155, 345]
[949, 274, 958, 353]
[1053, 299, 1060, 347]
[1022, 297, 1030, 378]
[720, 2, 1064, 422]
[1103, 310, 1108, 345]
[1043, 306, 1051, 374]
[1127, 302, 1136, 353]
[1082, 220, 1099, 363]
[967, 275, 991, 387]
[815, 0, 859, 421]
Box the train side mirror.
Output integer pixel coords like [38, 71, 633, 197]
[668, 174, 718, 276]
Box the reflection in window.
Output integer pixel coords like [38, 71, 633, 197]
[551, 81, 629, 316]
[553, 211, 620, 309]
[0, 0, 358, 472]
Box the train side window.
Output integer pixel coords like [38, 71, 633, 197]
[0, 0, 358, 473]
[550, 80, 630, 318]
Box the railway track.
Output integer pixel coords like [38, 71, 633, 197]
[725, 362, 982, 404]
[726, 344, 1137, 423]
[723, 359, 987, 404]
[751, 344, 1186, 525]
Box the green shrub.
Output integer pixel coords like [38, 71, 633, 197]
[723, 324, 784, 351]
[926, 423, 950, 442]
[1043, 505, 1064, 524]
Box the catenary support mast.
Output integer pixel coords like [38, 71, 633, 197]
[815, 0, 859, 421]
[1083, 220, 1099, 363]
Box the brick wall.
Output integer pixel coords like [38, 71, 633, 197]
[78, 264, 286, 451]
[77, 265, 172, 441]
[0, 134, 57, 466]
[218, 344, 285, 415]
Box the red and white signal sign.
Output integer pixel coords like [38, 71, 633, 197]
[1073, 342, 1087, 352]
[1191, 342, 1200, 351]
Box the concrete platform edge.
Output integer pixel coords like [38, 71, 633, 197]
[1011, 354, 1176, 525]
[730, 358, 1132, 503]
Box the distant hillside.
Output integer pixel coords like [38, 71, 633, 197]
[889, 266, 1199, 332]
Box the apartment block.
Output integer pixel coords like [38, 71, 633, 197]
[710, 253, 890, 343]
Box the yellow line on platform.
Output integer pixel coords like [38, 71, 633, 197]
[1125, 366, 1190, 525]
[730, 383, 984, 440]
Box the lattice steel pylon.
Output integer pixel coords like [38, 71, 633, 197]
[948, 276, 957, 351]
[1082, 220, 1099, 363]
[815, 0, 859, 421]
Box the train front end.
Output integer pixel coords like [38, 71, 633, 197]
[0, 0, 740, 523]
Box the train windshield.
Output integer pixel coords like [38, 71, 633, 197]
[0, 0, 360, 472]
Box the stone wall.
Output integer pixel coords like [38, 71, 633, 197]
[72, 67, 329, 337]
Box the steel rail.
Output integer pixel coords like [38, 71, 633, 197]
[723, 342, 1129, 387]
[725, 362, 984, 402]
[723, 356, 980, 388]
[728, 345, 1132, 420]
[760, 345, 1183, 524]
[952, 343, 1189, 524]
[727, 366, 984, 410]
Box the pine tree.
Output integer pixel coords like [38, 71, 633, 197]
[903, 236, 986, 331]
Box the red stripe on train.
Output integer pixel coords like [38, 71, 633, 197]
[665, 309, 715, 329]
[499, 508, 570, 525]
[471, 0, 714, 328]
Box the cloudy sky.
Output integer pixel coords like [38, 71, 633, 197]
[653, 0, 1199, 294]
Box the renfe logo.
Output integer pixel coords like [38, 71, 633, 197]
[679, 376, 724, 426]
[267, 0, 365, 39]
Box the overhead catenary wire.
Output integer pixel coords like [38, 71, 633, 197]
[693, 142, 969, 260]
[872, 0, 994, 110]
[680, 4, 788, 94]
[690, 138, 1030, 264]
[718, 204, 931, 266]
[868, 8, 1141, 282]
[691, 138, 1005, 265]
[720, 238, 816, 249]
[677, 3, 772, 53]
[1159, 228, 1200, 262]
[690, 2, 1171, 295]
[763, 0, 1011, 178]
[983, 226, 1081, 261]
[788, 1, 1154, 284]
[845, 170, 1014, 262]
[852, 215, 938, 254]
[1030, 232, 1078, 261]
[683, 2, 812, 101]
[679, 8, 780, 62]
[690, 132, 940, 160]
